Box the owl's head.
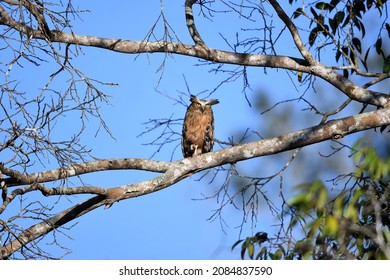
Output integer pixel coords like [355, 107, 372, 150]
[189, 95, 219, 112]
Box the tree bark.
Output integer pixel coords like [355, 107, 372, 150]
[2, 108, 389, 259]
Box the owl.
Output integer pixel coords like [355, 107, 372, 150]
[182, 95, 219, 158]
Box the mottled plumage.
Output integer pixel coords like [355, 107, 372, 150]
[182, 95, 219, 158]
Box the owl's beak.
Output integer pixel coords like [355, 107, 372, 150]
[201, 105, 206, 112]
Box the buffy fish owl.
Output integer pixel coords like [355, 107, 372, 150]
[182, 95, 219, 158]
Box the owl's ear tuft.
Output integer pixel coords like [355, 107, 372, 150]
[207, 99, 219, 106]
[190, 95, 198, 103]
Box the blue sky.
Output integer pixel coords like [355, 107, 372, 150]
[2, 1, 388, 260]
[58, 1, 290, 259]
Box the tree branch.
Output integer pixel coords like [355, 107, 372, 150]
[2, 1, 390, 259]
[185, 0, 205, 45]
[1, 4, 387, 107]
[0, 194, 106, 259]
[2, 108, 390, 259]
[1, 158, 171, 187]
[268, 0, 316, 65]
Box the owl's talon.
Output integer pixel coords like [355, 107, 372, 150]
[190, 144, 198, 156]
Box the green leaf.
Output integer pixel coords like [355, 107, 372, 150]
[352, 18, 366, 38]
[333, 194, 346, 218]
[335, 11, 345, 24]
[288, 193, 309, 208]
[256, 247, 267, 260]
[353, 147, 364, 164]
[297, 71, 303, 82]
[323, 215, 339, 237]
[307, 217, 322, 238]
[317, 14, 325, 26]
[293, 8, 303, 19]
[360, 20, 366, 38]
[380, 125, 388, 133]
[247, 242, 254, 259]
[309, 28, 319, 46]
[356, 236, 364, 256]
[316, 184, 328, 210]
[240, 239, 249, 260]
[315, 2, 331, 10]
[289, 184, 314, 207]
[383, 55, 390, 73]
[329, 18, 337, 35]
[359, 57, 368, 72]
[362, 47, 371, 71]
[342, 13, 350, 28]
[386, 23, 390, 38]
[310, 7, 318, 18]
[278, 244, 286, 257]
[321, 24, 329, 36]
[253, 232, 268, 244]
[329, 0, 340, 11]
[273, 249, 283, 260]
[367, 0, 374, 9]
[375, 0, 385, 12]
[231, 239, 243, 251]
[352, 1, 366, 18]
[352, 37, 362, 53]
[374, 162, 383, 181]
[240, 247, 245, 260]
[354, 166, 364, 178]
[294, 239, 312, 258]
[375, 38, 382, 55]
[335, 48, 342, 62]
[345, 188, 364, 221]
[348, 48, 356, 64]
[345, 203, 358, 221]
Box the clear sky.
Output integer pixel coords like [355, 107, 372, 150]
[55, 1, 278, 260]
[3, 1, 387, 260]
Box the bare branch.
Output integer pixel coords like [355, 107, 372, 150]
[0, 195, 106, 259]
[185, 0, 206, 45]
[1, 158, 171, 187]
[2, 107, 390, 258]
[1, 6, 387, 108]
[268, 0, 316, 65]
[1, 0, 390, 260]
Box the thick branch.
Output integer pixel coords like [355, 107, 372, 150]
[0, 195, 106, 259]
[0, 5, 388, 107]
[1, 158, 170, 187]
[266, 0, 389, 107]
[2, 108, 390, 259]
[20, 0, 52, 38]
[117, 107, 390, 200]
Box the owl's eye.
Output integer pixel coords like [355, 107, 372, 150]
[195, 103, 201, 107]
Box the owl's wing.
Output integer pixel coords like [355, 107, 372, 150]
[182, 121, 192, 158]
[202, 123, 214, 153]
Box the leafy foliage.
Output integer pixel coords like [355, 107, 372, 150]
[292, 0, 389, 77]
[233, 0, 390, 260]
[233, 142, 390, 259]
